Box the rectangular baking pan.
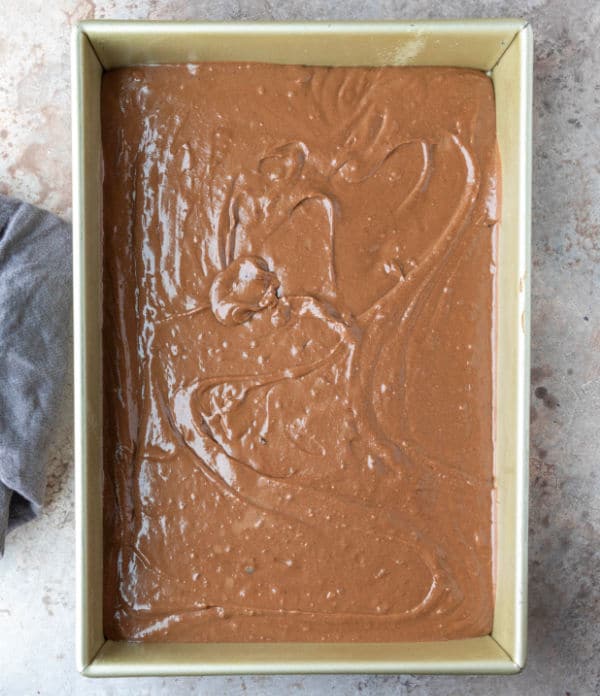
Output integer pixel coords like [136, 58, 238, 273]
[72, 19, 532, 676]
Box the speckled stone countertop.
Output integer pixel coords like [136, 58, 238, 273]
[1, 2, 598, 695]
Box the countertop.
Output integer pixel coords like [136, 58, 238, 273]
[1, 1, 599, 694]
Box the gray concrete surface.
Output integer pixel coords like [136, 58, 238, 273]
[1, 1, 598, 694]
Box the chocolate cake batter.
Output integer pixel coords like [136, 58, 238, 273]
[102, 63, 499, 642]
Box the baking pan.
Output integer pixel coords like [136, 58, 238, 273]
[72, 19, 532, 676]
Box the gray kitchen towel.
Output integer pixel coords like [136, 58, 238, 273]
[0, 195, 71, 557]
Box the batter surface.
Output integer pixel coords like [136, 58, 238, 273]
[102, 63, 498, 642]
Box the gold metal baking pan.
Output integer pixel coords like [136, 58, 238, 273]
[72, 19, 532, 676]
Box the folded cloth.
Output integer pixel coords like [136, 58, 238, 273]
[0, 195, 71, 557]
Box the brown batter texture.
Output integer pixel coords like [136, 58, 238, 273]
[102, 63, 498, 643]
